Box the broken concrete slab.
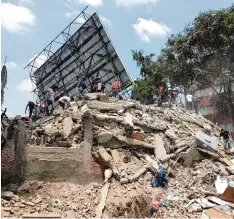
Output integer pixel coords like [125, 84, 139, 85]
[124, 112, 134, 127]
[96, 183, 110, 218]
[115, 135, 155, 149]
[110, 149, 121, 162]
[98, 131, 113, 143]
[134, 120, 167, 132]
[22, 214, 61, 218]
[65, 210, 75, 218]
[154, 135, 166, 160]
[63, 117, 73, 137]
[98, 147, 112, 163]
[83, 116, 93, 173]
[123, 102, 136, 109]
[94, 114, 123, 123]
[87, 101, 124, 112]
[84, 92, 101, 100]
[104, 169, 112, 183]
[180, 147, 203, 167]
[165, 129, 177, 140]
[1, 191, 14, 200]
[81, 104, 93, 118]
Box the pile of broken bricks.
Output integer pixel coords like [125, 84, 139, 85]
[2, 93, 234, 218]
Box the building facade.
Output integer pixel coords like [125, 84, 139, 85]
[194, 86, 234, 138]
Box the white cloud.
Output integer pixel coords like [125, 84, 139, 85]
[19, 0, 33, 5]
[77, 0, 103, 7]
[17, 78, 35, 92]
[30, 54, 47, 68]
[100, 15, 112, 27]
[1, 2, 36, 33]
[132, 18, 170, 42]
[115, 0, 159, 6]
[65, 10, 85, 23]
[3, 61, 20, 70]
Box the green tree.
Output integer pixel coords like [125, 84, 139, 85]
[132, 5, 234, 127]
[163, 5, 234, 126]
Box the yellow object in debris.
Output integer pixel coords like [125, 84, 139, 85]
[183, 122, 195, 136]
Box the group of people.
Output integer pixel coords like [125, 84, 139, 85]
[77, 76, 122, 100]
[25, 77, 123, 120]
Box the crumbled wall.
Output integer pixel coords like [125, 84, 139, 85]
[1, 117, 26, 186]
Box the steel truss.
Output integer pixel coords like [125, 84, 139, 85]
[25, 6, 132, 107]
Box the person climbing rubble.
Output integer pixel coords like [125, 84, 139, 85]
[112, 79, 120, 98]
[25, 101, 35, 120]
[220, 129, 231, 151]
[58, 96, 72, 110]
[46, 87, 55, 115]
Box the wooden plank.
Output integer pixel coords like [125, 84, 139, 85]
[96, 183, 110, 218]
[207, 196, 234, 209]
[22, 214, 61, 218]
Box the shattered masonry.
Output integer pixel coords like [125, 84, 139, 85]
[1, 92, 234, 218]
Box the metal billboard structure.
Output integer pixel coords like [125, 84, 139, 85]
[25, 7, 132, 107]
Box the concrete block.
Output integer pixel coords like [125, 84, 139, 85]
[110, 149, 120, 162]
[154, 135, 166, 160]
[98, 131, 113, 143]
[98, 147, 112, 163]
[63, 117, 73, 137]
[83, 117, 93, 173]
[180, 147, 203, 167]
[87, 101, 124, 112]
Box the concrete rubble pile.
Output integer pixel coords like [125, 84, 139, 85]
[2, 93, 234, 218]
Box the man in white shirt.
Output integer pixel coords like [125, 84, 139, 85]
[186, 93, 193, 110]
[58, 96, 71, 110]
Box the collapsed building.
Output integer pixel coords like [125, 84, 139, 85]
[2, 7, 234, 219]
[2, 95, 234, 218]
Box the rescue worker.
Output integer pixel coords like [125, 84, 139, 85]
[46, 87, 55, 115]
[25, 101, 35, 120]
[186, 93, 193, 110]
[131, 79, 137, 99]
[77, 78, 87, 100]
[158, 83, 165, 107]
[58, 96, 72, 110]
[112, 79, 120, 98]
[220, 129, 231, 151]
[94, 77, 102, 92]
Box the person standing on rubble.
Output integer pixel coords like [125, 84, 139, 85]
[112, 79, 120, 98]
[58, 96, 72, 110]
[220, 129, 231, 151]
[186, 92, 193, 110]
[25, 101, 35, 120]
[158, 83, 165, 107]
[46, 87, 55, 115]
[77, 78, 87, 100]
[131, 79, 137, 99]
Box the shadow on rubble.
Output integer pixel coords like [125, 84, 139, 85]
[1, 116, 27, 192]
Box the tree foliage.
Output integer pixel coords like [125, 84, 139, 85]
[132, 5, 234, 125]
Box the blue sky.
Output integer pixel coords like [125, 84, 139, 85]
[1, 0, 234, 117]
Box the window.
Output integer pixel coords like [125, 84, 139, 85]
[199, 106, 213, 116]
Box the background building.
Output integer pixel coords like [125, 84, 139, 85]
[194, 85, 234, 138]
